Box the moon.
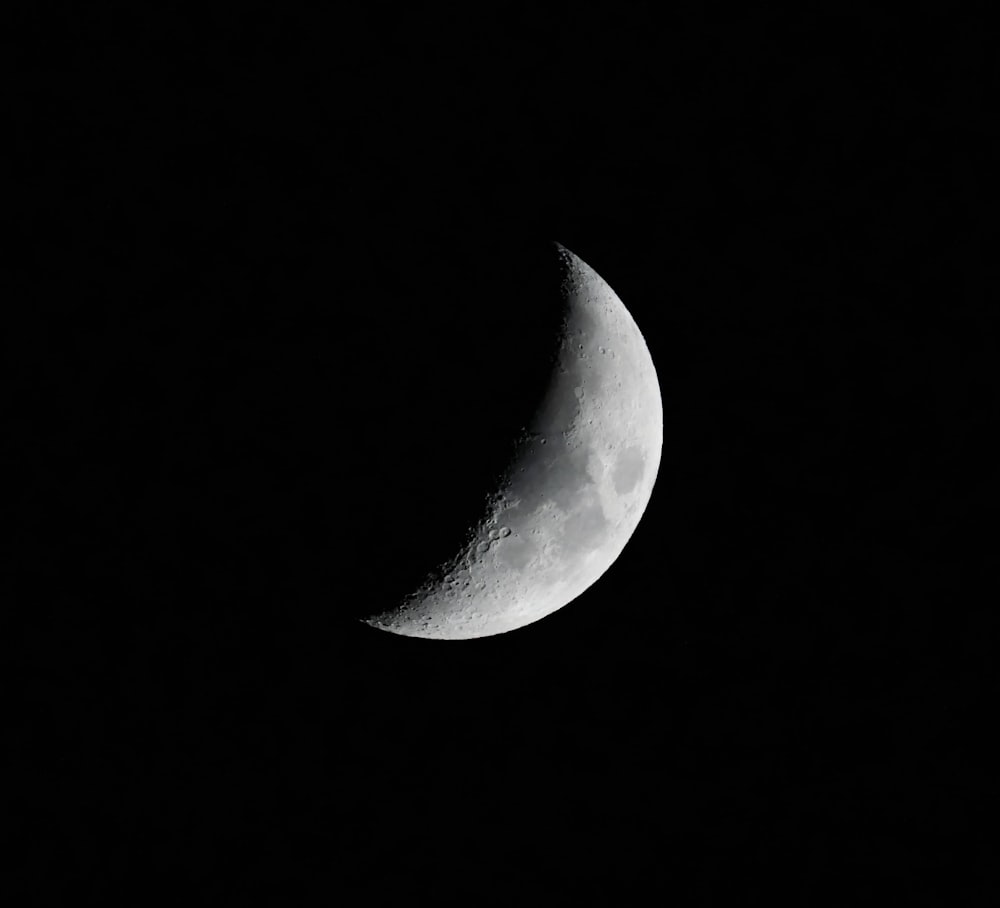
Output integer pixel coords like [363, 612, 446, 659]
[361, 243, 662, 639]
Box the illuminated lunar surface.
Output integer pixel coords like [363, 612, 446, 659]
[362, 243, 662, 639]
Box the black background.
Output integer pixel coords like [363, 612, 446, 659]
[6, 8, 995, 904]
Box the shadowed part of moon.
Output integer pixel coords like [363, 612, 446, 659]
[361, 242, 663, 639]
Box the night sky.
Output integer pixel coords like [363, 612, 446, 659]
[7, 9, 993, 903]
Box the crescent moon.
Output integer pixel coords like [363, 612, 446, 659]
[362, 243, 662, 639]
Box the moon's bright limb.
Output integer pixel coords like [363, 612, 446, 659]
[363, 243, 663, 639]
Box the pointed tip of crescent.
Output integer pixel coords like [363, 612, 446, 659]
[552, 242, 584, 285]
